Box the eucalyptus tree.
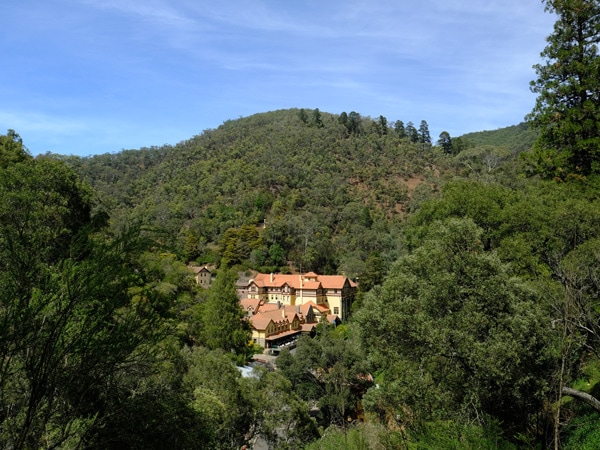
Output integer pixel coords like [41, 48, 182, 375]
[0, 150, 165, 447]
[356, 218, 554, 439]
[0, 129, 29, 167]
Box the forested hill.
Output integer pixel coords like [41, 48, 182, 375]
[59, 108, 529, 276]
[6, 2, 600, 445]
[459, 122, 538, 153]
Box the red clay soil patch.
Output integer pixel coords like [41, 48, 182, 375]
[393, 176, 425, 219]
[404, 176, 424, 197]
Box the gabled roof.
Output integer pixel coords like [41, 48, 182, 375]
[251, 272, 356, 291]
[299, 303, 314, 316]
[299, 281, 322, 290]
[240, 298, 261, 313]
[188, 265, 211, 274]
[301, 323, 317, 333]
[304, 301, 330, 314]
[265, 308, 299, 323]
[249, 315, 274, 331]
[248, 307, 300, 331]
[319, 275, 352, 289]
[327, 314, 342, 325]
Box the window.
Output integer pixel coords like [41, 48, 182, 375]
[334, 307, 339, 315]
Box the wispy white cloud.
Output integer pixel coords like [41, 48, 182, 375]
[79, 0, 193, 25]
[0, 0, 556, 155]
[0, 110, 88, 135]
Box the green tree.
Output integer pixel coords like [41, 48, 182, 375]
[347, 111, 362, 135]
[313, 108, 324, 128]
[418, 119, 431, 145]
[357, 218, 553, 438]
[455, 145, 512, 181]
[245, 369, 320, 449]
[526, 0, 600, 178]
[377, 115, 388, 136]
[437, 130, 454, 154]
[299, 108, 309, 124]
[338, 111, 349, 129]
[357, 252, 384, 293]
[198, 269, 251, 364]
[394, 120, 406, 138]
[0, 155, 167, 448]
[541, 238, 600, 447]
[268, 242, 286, 267]
[406, 121, 419, 143]
[0, 129, 29, 168]
[135, 251, 201, 340]
[182, 346, 254, 449]
[182, 229, 204, 263]
[452, 136, 472, 154]
[277, 325, 371, 429]
[219, 224, 262, 267]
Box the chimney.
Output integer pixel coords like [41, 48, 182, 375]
[270, 273, 274, 283]
[282, 308, 286, 319]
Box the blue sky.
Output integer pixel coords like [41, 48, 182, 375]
[1, 0, 555, 157]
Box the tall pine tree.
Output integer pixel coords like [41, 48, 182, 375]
[199, 269, 252, 364]
[527, 0, 600, 178]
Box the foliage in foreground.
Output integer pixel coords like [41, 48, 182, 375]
[356, 217, 553, 438]
[303, 421, 515, 450]
[4, 1, 600, 439]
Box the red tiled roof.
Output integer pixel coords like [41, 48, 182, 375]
[304, 301, 330, 314]
[265, 309, 298, 322]
[327, 314, 341, 324]
[249, 315, 273, 331]
[299, 303, 314, 316]
[299, 281, 321, 290]
[301, 323, 316, 332]
[249, 308, 299, 328]
[240, 298, 261, 313]
[258, 303, 280, 312]
[319, 275, 350, 289]
[251, 273, 356, 291]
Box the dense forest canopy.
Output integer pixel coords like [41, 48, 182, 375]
[21, 102, 600, 448]
[59, 109, 540, 281]
[2, 1, 600, 447]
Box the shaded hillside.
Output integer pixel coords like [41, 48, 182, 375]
[62, 109, 528, 277]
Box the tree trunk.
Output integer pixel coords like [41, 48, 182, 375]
[561, 386, 600, 413]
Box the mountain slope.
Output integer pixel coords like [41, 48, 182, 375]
[62, 109, 524, 276]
